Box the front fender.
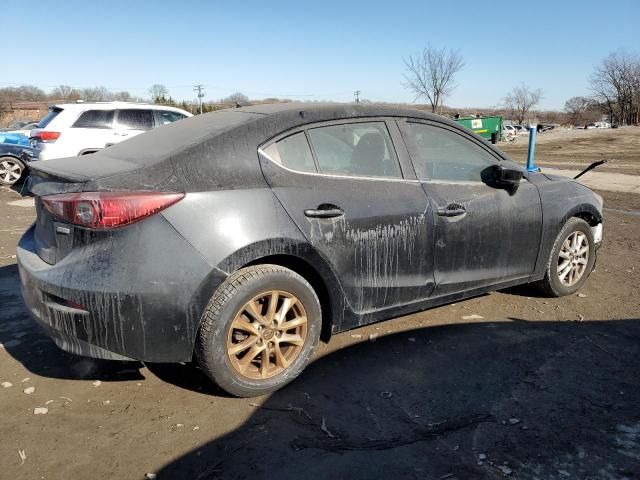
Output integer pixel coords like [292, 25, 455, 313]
[528, 173, 604, 280]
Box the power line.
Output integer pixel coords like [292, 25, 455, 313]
[354, 90, 361, 103]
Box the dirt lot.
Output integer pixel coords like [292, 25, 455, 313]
[1, 142, 640, 478]
[499, 126, 640, 176]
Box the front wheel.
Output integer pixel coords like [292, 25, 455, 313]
[537, 217, 596, 297]
[0, 157, 25, 186]
[195, 265, 321, 397]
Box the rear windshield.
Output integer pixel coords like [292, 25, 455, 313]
[37, 108, 63, 128]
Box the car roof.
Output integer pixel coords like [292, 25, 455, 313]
[51, 102, 190, 114]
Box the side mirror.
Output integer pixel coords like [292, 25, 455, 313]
[481, 164, 524, 189]
[495, 164, 524, 187]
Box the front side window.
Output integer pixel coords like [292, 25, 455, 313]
[263, 132, 316, 173]
[307, 122, 402, 178]
[117, 109, 154, 130]
[405, 123, 498, 182]
[158, 111, 187, 125]
[72, 110, 114, 129]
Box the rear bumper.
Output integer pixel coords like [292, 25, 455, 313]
[17, 218, 227, 363]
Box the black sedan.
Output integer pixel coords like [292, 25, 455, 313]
[0, 143, 38, 185]
[17, 104, 603, 397]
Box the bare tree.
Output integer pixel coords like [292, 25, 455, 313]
[113, 91, 133, 102]
[403, 45, 464, 113]
[17, 85, 47, 101]
[221, 92, 250, 107]
[564, 96, 599, 125]
[591, 51, 640, 125]
[503, 84, 543, 125]
[81, 86, 111, 102]
[149, 84, 169, 102]
[51, 85, 81, 101]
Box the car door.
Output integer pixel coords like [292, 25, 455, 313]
[259, 119, 435, 314]
[114, 109, 155, 143]
[398, 119, 543, 296]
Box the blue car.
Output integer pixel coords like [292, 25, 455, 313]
[0, 143, 39, 185]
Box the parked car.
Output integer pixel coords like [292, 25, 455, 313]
[0, 120, 33, 132]
[0, 143, 38, 185]
[29, 102, 192, 160]
[17, 104, 604, 397]
[503, 124, 517, 140]
[513, 125, 530, 135]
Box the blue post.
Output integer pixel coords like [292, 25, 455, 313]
[526, 125, 540, 172]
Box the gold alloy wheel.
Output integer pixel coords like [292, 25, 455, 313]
[558, 231, 590, 287]
[227, 290, 308, 380]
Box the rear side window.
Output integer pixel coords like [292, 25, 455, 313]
[405, 123, 498, 182]
[37, 108, 63, 128]
[158, 110, 187, 125]
[72, 110, 115, 129]
[307, 122, 402, 178]
[117, 109, 154, 130]
[263, 132, 316, 173]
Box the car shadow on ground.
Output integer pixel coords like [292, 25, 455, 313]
[156, 317, 640, 480]
[0, 263, 144, 382]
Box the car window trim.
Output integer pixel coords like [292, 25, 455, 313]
[261, 117, 408, 181]
[259, 146, 420, 184]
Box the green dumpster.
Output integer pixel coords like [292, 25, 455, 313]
[454, 115, 503, 142]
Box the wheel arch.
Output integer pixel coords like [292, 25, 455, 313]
[242, 253, 337, 343]
[564, 203, 602, 226]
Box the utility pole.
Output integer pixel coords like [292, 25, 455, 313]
[193, 84, 205, 114]
[354, 90, 361, 104]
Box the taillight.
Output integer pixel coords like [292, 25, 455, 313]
[35, 131, 61, 142]
[41, 192, 184, 229]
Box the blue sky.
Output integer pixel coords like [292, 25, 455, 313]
[3, 0, 639, 109]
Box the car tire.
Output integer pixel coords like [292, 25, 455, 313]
[0, 157, 25, 186]
[537, 217, 596, 297]
[195, 264, 322, 397]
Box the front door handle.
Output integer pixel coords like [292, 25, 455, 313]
[437, 204, 466, 217]
[304, 205, 344, 218]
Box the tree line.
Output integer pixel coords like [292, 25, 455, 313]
[0, 84, 257, 118]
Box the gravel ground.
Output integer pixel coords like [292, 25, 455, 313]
[499, 126, 640, 176]
[0, 178, 639, 479]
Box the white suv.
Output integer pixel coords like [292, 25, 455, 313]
[30, 102, 192, 160]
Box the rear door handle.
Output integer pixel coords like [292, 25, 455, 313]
[304, 205, 344, 218]
[437, 204, 466, 217]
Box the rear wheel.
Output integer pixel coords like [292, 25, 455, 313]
[538, 217, 595, 297]
[195, 265, 321, 397]
[0, 157, 25, 185]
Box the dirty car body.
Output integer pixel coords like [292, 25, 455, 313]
[17, 104, 603, 367]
